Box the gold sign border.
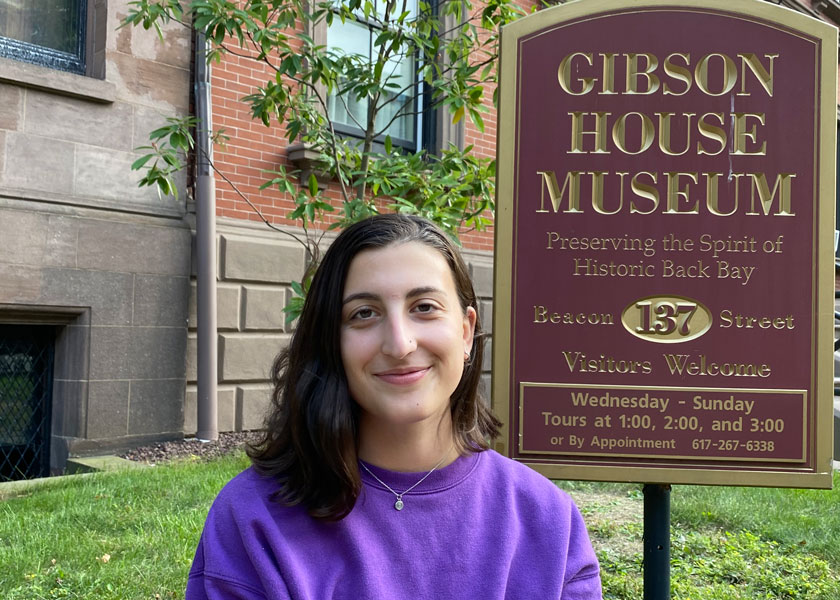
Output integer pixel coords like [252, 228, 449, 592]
[519, 383, 807, 463]
[493, 0, 837, 489]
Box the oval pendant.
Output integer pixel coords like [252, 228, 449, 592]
[394, 499, 404, 511]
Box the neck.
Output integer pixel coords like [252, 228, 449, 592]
[358, 417, 459, 472]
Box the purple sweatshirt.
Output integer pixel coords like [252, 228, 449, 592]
[186, 450, 602, 599]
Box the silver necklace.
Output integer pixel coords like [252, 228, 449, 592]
[360, 454, 450, 511]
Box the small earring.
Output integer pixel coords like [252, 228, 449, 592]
[464, 350, 470, 362]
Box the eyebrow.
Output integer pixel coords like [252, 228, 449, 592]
[342, 286, 443, 305]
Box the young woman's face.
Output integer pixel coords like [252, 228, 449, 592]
[340, 241, 476, 434]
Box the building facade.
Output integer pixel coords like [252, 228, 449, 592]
[1, 0, 840, 480]
[0, 0, 192, 477]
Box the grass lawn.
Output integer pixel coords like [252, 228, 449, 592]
[0, 453, 250, 600]
[1, 455, 839, 599]
[673, 477, 840, 567]
[561, 473, 840, 599]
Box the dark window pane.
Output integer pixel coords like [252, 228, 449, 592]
[0, 0, 85, 74]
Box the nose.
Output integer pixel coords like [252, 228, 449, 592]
[381, 313, 417, 358]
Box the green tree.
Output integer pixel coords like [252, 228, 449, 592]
[123, 0, 523, 314]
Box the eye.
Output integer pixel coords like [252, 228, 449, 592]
[413, 301, 439, 315]
[349, 307, 377, 321]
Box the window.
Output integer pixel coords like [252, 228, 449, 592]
[326, 0, 422, 151]
[0, 0, 87, 75]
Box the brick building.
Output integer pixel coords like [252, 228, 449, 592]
[185, 0, 505, 438]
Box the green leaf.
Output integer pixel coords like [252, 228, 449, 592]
[130, 154, 154, 171]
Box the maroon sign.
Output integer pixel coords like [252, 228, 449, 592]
[494, 0, 835, 487]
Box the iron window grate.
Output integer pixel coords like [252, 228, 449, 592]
[0, 325, 54, 481]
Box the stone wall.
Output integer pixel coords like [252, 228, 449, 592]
[0, 1, 192, 469]
[184, 219, 496, 435]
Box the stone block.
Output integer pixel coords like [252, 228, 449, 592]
[74, 145, 185, 212]
[0, 264, 42, 303]
[186, 331, 227, 384]
[470, 262, 494, 297]
[25, 91, 134, 151]
[482, 338, 492, 372]
[243, 286, 286, 331]
[86, 380, 130, 439]
[131, 101, 190, 152]
[186, 332, 197, 383]
[74, 309, 91, 327]
[128, 379, 185, 436]
[42, 268, 134, 326]
[111, 9, 190, 69]
[89, 326, 187, 380]
[183, 387, 196, 434]
[218, 388, 237, 433]
[66, 455, 145, 473]
[76, 219, 191, 276]
[187, 282, 241, 331]
[0, 83, 22, 130]
[133, 274, 190, 327]
[54, 323, 90, 382]
[108, 51, 190, 112]
[184, 386, 237, 435]
[1, 132, 74, 194]
[218, 284, 243, 331]
[43, 214, 80, 268]
[52, 379, 88, 438]
[0, 209, 77, 269]
[236, 385, 272, 431]
[0, 209, 49, 266]
[220, 235, 306, 284]
[479, 299, 493, 334]
[219, 333, 289, 382]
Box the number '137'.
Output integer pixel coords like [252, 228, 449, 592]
[636, 301, 697, 336]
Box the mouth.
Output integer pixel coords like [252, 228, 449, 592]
[374, 366, 430, 385]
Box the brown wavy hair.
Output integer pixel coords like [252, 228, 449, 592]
[247, 214, 500, 521]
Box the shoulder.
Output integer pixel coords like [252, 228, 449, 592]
[214, 466, 277, 506]
[190, 468, 296, 597]
[472, 450, 586, 535]
[471, 451, 602, 592]
[202, 467, 292, 532]
[477, 450, 574, 505]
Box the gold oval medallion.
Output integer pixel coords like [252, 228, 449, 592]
[621, 295, 713, 343]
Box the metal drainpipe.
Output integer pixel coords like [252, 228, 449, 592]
[194, 31, 218, 442]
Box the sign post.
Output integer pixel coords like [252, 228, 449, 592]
[643, 484, 670, 599]
[494, 0, 836, 592]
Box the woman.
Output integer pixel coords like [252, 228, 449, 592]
[186, 214, 602, 599]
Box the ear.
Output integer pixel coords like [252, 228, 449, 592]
[462, 306, 477, 352]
